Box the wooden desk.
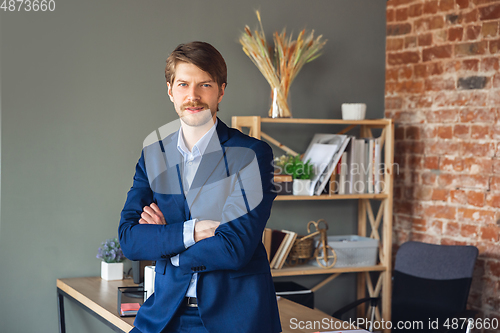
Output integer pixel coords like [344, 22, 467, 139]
[57, 277, 349, 333]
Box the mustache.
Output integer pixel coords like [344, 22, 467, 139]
[181, 102, 210, 111]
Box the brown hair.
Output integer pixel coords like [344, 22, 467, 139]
[165, 41, 227, 90]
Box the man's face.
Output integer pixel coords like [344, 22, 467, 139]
[167, 61, 225, 127]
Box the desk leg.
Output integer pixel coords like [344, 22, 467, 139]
[57, 289, 66, 333]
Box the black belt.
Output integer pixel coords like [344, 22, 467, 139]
[185, 297, 198, 308]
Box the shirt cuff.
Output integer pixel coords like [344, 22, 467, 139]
[170, 254, 179, 266]
[183, 218, 197, 248]
[170, 219, 197, 267]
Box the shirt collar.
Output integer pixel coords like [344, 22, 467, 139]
[177, 118, 218, 157]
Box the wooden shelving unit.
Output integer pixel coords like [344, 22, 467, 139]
[275, 193, 388, 201]
[232, 116, 394, 327]
[271, 264, 386, 277]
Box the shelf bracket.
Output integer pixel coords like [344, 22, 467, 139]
[364, 200, 386, 263]
[310, 273, 341, 293]
[365, 271, 384, 321]
[261, 131, 299, 156]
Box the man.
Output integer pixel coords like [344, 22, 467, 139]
[119, 41, 281, 333]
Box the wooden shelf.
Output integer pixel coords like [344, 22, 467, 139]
[275, 193, 388, 201]
[260, 118, 392, 126]
[232, 115, 394, 330]
[271, 264, 387, 277]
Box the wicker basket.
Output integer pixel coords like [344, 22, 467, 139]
[286, 237, 315, 267]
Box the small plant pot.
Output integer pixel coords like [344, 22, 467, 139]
[101, 261, 124, 281]
[341, 103, 366, 120]
[274, 174, 293, 195]
[293, 179, 312, 196]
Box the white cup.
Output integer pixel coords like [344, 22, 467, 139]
[341, 103, 366, 120]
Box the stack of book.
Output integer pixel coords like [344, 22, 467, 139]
[301, 133, 383, 195]
[331, 137, 383, 195]
[120, 303, 140, 316]
[302, 134, 351, 196]
[262, 228, 297, 269]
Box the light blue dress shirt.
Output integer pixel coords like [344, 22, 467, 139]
[170, 119, 218, 298]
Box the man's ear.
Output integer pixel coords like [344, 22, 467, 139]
[218, 83, 226, 103]
[167, 82, 174, 102]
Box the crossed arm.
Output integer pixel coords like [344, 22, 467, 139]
[139, 203, 219, 243]
[119, 140, 275, 272]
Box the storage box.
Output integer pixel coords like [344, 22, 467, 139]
[312, 235, 378, 268]
[274, 281, 314, 309]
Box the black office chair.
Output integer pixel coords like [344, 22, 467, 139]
[333, 241, 479, 333]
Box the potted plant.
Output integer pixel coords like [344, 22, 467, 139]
[275, 154, 314, 196]
[97, 237, 126, 281]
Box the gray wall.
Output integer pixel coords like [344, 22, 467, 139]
[0, 1, 386, 332]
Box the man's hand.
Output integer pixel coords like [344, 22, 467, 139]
[194, 220, 220, 242]
[139, 203, 166, 225]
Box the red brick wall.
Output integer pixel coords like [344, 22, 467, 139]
[385, 0, 500, 326]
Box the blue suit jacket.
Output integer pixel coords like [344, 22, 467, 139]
[119, 119, 281, 333]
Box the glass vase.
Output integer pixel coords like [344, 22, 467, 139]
[269, 87, 292, 118]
